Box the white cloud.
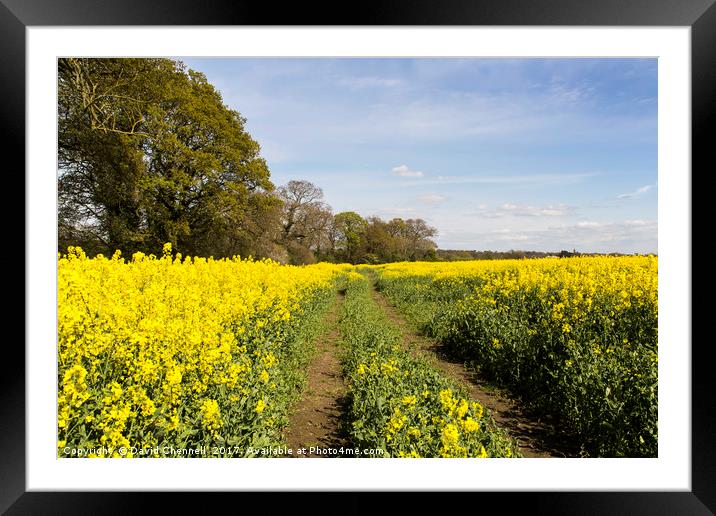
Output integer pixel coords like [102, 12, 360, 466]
[618, 184, 654, 199]
[482, 231, 531, 242]
[374, 207, 416, 217]
[471, 203, 571, 218]
[549, 81, 595, 104]
[576, 221, 602, 228]
[404, 172, 597, 187]
[392, 165, 424, 178]
[436, 219, 657, 254]
[417, 194, 447, 204]
[338, 77, 402, 89]
[205, 59, 657, 170]
[539, 208, 565, 216]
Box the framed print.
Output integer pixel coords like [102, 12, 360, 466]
[3, 0, 711, 513]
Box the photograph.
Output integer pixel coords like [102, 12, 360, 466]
[4, 5, 706, 510]
[56, 56, 658, 460]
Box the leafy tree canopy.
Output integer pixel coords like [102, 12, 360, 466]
[58, 58, 279, 259]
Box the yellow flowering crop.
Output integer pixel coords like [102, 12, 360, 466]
[374, 256, 658, 457]
[341, 273, 521, 458]
[58, 246, 347, 457]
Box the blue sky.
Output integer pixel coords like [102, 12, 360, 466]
[180, 58, 657, 253]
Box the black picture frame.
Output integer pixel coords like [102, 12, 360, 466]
[2, 1, 709, 514]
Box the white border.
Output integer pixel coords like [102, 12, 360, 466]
[27, 27, 691, 491]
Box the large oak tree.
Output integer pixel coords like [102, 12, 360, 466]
[58, 58, 280, 259]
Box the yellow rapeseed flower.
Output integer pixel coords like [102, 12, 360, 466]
[57, 246, 346, 455]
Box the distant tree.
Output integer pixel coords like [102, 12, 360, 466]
[559, 249, 578, 258]
[277, 180, 323, 239]
[58, 58, 278, 258]
[404, 218, 438, 260]
[334, 211, 368, 263]
[324, 215, 344, 262]
[386, 218, 410, 260]
[276, 180, 333, 264]
[436, 249, 561, 261]
[362, 253, 382, 264]
[308, 205, 336, 259]
[423, 248, 438, 261]
[363, 217, 394, 263]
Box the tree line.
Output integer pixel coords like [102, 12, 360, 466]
[436, 249, 564, 261]
[276, 180, 437, 264]
[58, 58, 437, 265]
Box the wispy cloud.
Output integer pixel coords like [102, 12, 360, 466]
[488, 228, 530, 241]
[417, 194, 447, 205]
[182, 57, 657, 254]
[624, 219, 649, 226]
[338, 76, 402, 89]
[469, 202, 572, 218]
[549, 81, 595, 104]
[438, 220, 657, 253]
[405, 172, 596, 187]
[392, 165, 424, 178]
[373, 207, 416, 218]
[503, 203, 571, 217]
[618, 184, 654, 199]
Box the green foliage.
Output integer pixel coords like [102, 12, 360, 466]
[198, 284, 335, 455]
[58, 58, 280, 259]
[276, 180, 333, 264]
[376, 272, 658, 457]
[339, 274, 521, 458]
[326, 213, 438, 265]
[333, 211, 368, 263]
[57, 55, 439, 265]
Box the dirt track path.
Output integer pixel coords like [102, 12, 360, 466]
[283, 293, 350, 457]
[369, 281, 580, 458]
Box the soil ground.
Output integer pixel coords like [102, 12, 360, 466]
[369, 282, 582, 458]
[283, 293, 351, 457]
[284, 280, 582, 459]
